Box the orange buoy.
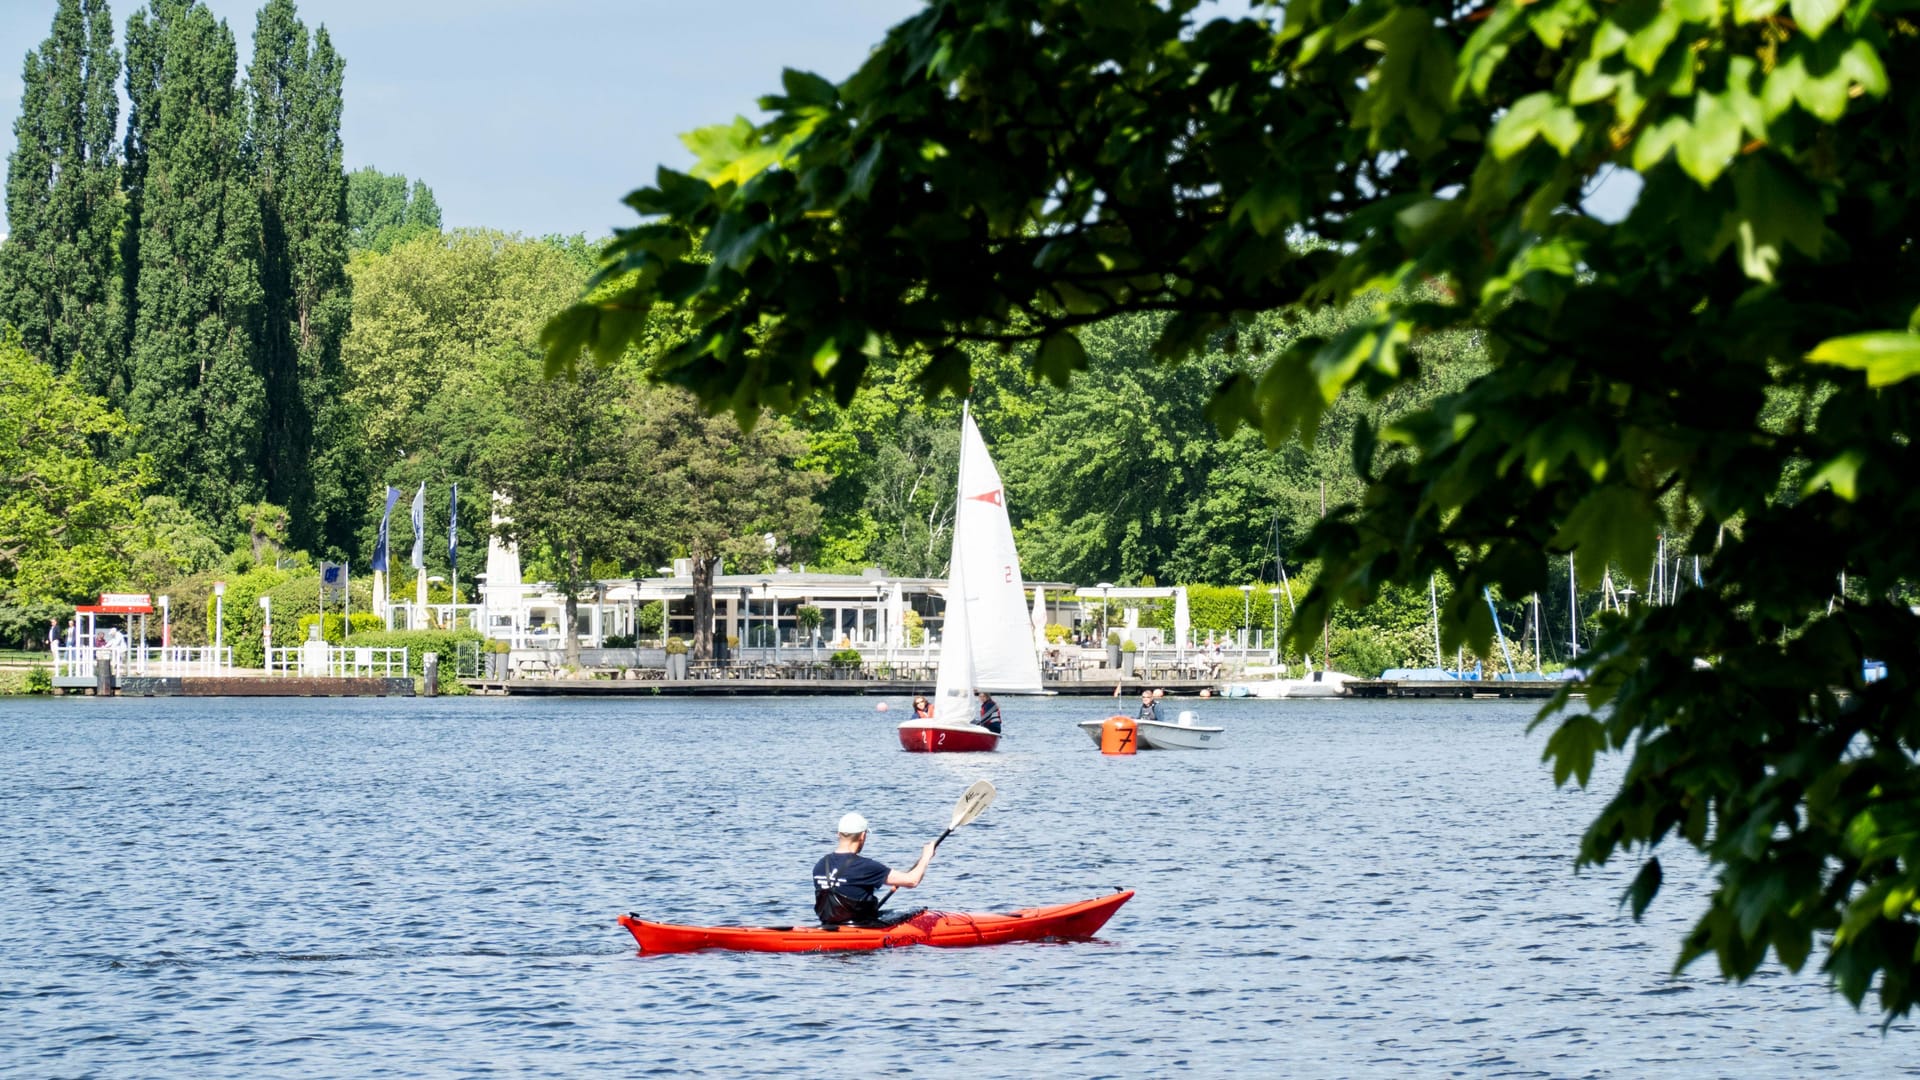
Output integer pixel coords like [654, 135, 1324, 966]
[1100, 715, 1138, 756]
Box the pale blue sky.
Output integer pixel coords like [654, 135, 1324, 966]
[0, 0, 920, 238]
[1, 0, 1636, 238]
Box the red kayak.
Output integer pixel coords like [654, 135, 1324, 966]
[617, 890, 1133, 954]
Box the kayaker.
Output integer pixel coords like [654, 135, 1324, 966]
[974, 691, 1002, 734]
[911, 694, 934, 719]
[813, 812, 936, 926]
[1137, 690, 1160, 723]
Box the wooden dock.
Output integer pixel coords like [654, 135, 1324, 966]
[111, 676, 415, 697]
[463, 676, 1221, 697]
[1344, 679, 1578, 699]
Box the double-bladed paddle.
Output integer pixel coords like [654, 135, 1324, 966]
[877, 779, 996, 909]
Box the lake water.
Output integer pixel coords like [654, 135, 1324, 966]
[1, 694, 1912, 1077]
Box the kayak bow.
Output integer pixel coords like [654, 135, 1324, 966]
[618, 890, 1133, 954]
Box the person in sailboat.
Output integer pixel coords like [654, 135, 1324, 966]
[974, 691, 1002, 734]
[911, 694, 934, 719]
[812, 812, 936, 927]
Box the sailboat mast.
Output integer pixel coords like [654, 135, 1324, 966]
[1568, 557, 1579, 658]
[1430, 574, 1442, 669]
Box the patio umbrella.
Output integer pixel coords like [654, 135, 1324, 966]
[1174, 587, 1191, 660]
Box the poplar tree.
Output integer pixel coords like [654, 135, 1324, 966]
[0, 0, 123, 397]
[247, 0, 354, 554]
[123, 0, 264, 533]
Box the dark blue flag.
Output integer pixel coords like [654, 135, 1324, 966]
[371, 486, 401, 572]
[448, 483, 459, 573]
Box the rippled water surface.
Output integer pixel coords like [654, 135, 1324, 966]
[2, 694, 1912, 1077]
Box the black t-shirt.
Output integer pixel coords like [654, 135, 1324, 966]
[812, 852, 891, 924]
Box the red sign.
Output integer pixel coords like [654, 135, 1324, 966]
[77, 592, 153, 615]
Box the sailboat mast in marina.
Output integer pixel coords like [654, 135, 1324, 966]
[898, 405, 1043, 753]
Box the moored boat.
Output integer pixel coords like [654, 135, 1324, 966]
[617, 890, 1134, 953]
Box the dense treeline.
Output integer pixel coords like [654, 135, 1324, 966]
[0, 0, 1540, 673]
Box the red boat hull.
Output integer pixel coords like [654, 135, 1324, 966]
[896, 723, 1000, 752]
[618, 891, 1133, 954]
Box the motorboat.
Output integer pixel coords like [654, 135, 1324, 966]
[1079, 709, 1223, 750]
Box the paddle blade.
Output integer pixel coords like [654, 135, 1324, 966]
[948, 780, 997, 831]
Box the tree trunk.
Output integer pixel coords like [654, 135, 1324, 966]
[563, 592, 581, 670]
[692, 555, 719, 660]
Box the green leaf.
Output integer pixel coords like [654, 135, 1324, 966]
[778, 68, 837, 107]
[1490, 93, 1576, 159]
[1727, 155, 1827, 281]
[1034, 330, 1089, 388]
[1544, 713, 1605, 787]
[1733, 0, 1784, 20]
[1625, 9, 1682, 75]
[1675, 91, 1741, 187]
[1625, 857, 1664, 918]
[1551, 485, 1659, 588]
[1790, 0, 1843, 38]
[1806, 332, 1920, 386]
[1632, 113, 1688, 172]
[1800, 449, 1865, 500]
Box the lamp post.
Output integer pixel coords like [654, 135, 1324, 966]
[1239, 583, 1254, 652]
[213, 580, 226, 658]
[1096, 582, 1112, 644]
[260, 596, 272, 671]
[762, 579, 773, 654]
[873, 580, 888, 662]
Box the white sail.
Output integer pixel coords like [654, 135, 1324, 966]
[954, 412, 1045, 693]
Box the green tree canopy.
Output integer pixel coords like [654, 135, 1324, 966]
[0, 0, 123, 400]
[345, 166, 441, 254]
[123, 0, 265, 536]
[0, 337, 149, 643]
[548, 0, 1920, 1019]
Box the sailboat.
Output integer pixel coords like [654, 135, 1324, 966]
[898, 407, 1044, 752]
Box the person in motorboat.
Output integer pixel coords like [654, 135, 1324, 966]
[812, 812, 936, 927]
[1137, 689, 1161, 724]
[911, 694, 934, 719]
[974, 691, 1002, 734]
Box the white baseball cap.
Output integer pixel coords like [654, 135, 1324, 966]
[837, 812, 869, 836]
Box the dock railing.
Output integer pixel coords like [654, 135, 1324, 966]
[267, 645, 409, 678]
[52, 643, 232, 682]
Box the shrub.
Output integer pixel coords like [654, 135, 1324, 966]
[24, 665, 50, 693]
[903, 609, 924, 647]
[296, 612, 387, 645]
[345, 628, 484, 692]
[601, 633, 637, 648]
[1107, 630, 1122, 646]
[1121, 639, 1137, 653]
[1044, 622, 1069, 643]
[664, 637, 689, 655]
[830, 648, 863, 666]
